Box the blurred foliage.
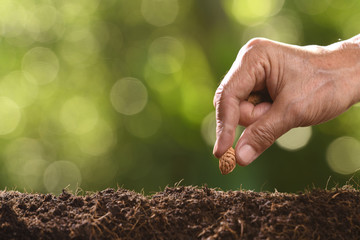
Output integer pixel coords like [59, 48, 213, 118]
[0, 0, 360, 194]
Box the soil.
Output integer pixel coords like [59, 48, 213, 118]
[1, 185, 360, 240]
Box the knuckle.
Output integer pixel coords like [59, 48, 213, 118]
[213, 91, 221, 108]
[215, 83, 225, 96]
[216, 119, 232, 137]
[238, 38, 271, 82]
[214, 81, 235, 107]
[245, 37, 268, 49]
[213, 84, 226, 107]
[241, 38, 270, 56]
[248, 122, 276, 149]
[239, 38, 275, 70]
[216, 119, 225, 136]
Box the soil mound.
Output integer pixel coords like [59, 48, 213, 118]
[1, 185, 360, 239]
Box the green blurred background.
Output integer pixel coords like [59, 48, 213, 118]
[0, 0, 360, 194]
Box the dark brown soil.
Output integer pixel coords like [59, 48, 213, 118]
[1, 185, 360, 239]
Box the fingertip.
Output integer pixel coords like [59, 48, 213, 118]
[213, 131, 234, 159]
[235, 144, 257, 166]
[235, 144, 246, 166]
[213, 139, 229, 158]
[234, 128, 258, 166]
[213, 139, 221, 158]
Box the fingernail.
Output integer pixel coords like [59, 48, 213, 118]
[237, 144, 256, 165]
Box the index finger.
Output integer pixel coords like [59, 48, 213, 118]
[213, 87, 241, 158]
[213, 41, 270, 158]
[213, 75, 255, 158]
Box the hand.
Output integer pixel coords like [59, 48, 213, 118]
[213, 36, 360, 166]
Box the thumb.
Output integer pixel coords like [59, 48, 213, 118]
[235, 104, 291, 166]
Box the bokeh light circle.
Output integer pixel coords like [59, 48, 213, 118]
[0, 97, 21, 135]
[222, 0, 284, 26]
[110, 78, 148, 115]
[326, 136, 360, 175]
[276, 126, 312, 151]
[60, 96, 99, 135]
[141, 0, 179, 27]
[148, 37, 185, 74]
[43, 160, 81, 194]
[22, 47, 59, 85]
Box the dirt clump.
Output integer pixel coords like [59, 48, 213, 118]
[1, 185, 360, 239]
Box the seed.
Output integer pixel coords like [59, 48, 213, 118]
[247, 90, 272, 106]
[219, 147, 236, 175]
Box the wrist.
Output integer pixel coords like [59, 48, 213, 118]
[342, 37, 360, 103]
[326, 38, 360, 104]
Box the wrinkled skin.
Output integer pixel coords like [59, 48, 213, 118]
[213, 35, 360, 166]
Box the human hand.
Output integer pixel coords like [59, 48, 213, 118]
[213, 36, 360, 166]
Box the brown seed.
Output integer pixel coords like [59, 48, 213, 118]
[247, 90, 272, 106]
[219, 147, 236, 175]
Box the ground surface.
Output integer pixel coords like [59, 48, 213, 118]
[1, 185, 360, 239]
